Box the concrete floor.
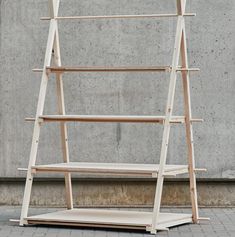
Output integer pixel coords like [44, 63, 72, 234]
[0, 206, 234, 236]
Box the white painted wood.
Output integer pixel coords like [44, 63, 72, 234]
[25, 209, 192, 230]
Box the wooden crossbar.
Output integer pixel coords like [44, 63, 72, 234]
[32, 66, 199, 73]
[24, 115, 203, 123]
[32, 115, 182, 123]
[46, 66, 170, 72]
[40, 13, 196, 21]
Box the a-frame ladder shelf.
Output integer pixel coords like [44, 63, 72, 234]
[31, 162, 189, 177]
[17, 0, 208, 234]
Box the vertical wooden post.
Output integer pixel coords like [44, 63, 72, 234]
[20, 0, 60, 225]
[180, 2, 199, 223]
[53, 20, 73, 209]
[150, 0, 185, 233]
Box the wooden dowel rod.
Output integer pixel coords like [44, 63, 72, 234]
[25, 118, 37, 122]
[18, 168, 28, 171]
[32, 67, 199, 73]
[177, 68, 200, 72]
[25, 118, 44, 124]
[194, 168, 207, 172]
[198, 217, 210, 221]
[42, 116, 168, 123]
[40, 13, 196, 21]
[26, 116, 203, 124]
[25, 115, 200, 124]
[32, 69, 43, 72]
[26, 115, 186, 123]
[190, 118, 204, 122]
[46, 66, 170, 73]
[9, 219, 20, 223]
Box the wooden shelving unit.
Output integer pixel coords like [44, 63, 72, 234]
[17, 0, 208, 234]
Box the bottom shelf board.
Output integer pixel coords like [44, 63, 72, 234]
[25, 209, 192, 231]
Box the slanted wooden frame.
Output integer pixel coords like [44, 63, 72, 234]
[20, 0, 73, 225]
[18, 0, 206, 234]
[150, 0, 199, 233]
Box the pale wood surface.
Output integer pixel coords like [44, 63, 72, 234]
[46, 66, 170, 72]
[32, 162, 189, 177]
[151, 1, 185, 231]
[26, 209, 192, 229]
[41, 13, 196, 21]
[180, 7, 199, 223]
[53, 8, 73, 209]
[20, 0, 61, 225]
[20, 0, 202, 233]
[26, 116, 203, 123]
[38, 115, 185, 123]
[33, 67, 199, 73]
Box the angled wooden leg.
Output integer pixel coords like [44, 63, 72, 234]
[19, 120, 42, 226]
[180, 21, 199, 223]
[53, 26, 73, 209]
[150, 13, 184, 235]
[20, 0, 60, 226]
[150, 0, 187, 233]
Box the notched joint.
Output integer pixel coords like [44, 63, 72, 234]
[46, 68, 51, 75]
[38, 118, 44, 124]
[31, 168, 37, 174]
[152, 172, 158, 178]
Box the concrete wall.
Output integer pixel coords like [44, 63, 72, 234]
[0, 0, 235, 206]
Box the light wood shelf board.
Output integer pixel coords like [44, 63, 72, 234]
[25, 209, 192, 230]
[31, 162, 189, 177]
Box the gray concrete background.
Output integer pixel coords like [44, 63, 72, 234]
[0, 0, 235, 181]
